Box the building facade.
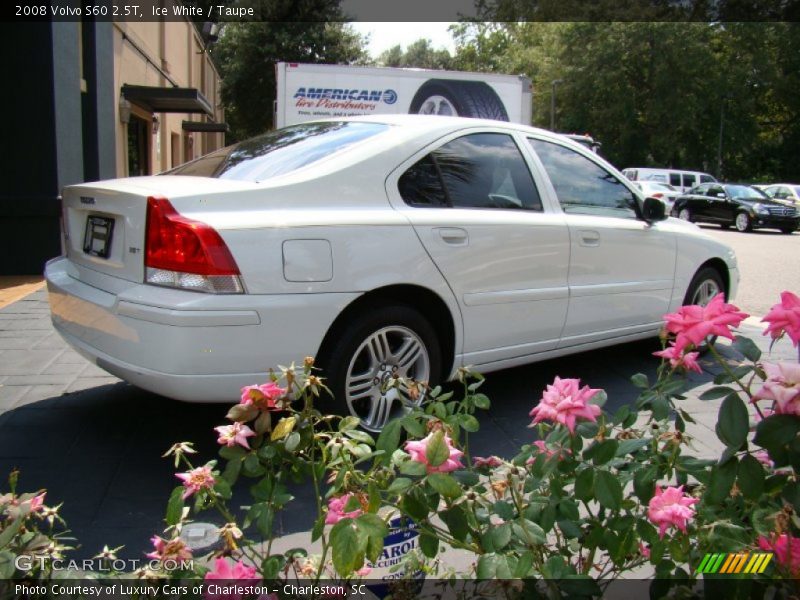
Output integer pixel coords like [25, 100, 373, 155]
[3, 12, 225, 275]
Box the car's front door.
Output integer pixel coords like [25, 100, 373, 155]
[386, 130, 571, 366]
[706, 184, 733, 222]
[527, 137, 677, 347]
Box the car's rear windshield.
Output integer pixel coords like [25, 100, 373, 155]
[165, 121, 390, 182]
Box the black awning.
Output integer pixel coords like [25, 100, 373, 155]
[121, 85, 213, 116]
[182, 120, 229, 133]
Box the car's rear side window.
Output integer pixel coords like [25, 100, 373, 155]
[399, 133, 543, 211]
[165, 122, 389, 182]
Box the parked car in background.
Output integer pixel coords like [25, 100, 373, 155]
[563, 134, 601, 153]
[46, 115, 739, 432]
[632, 181, 681, 211]
[672, 182, 800, 233]
[758, 183, 800, 206]
[622, 168, 717, 193]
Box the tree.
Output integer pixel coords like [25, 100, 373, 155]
[212, 15, 369, 140]
[376, 38, 454, 69]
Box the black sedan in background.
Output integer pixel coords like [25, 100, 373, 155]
[672, 182, 800, 233]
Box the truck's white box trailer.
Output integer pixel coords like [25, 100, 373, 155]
[275, 62, 532, 128]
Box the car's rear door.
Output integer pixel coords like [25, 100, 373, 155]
[385, 129, 570, 367]
[526, 137, 677, 346]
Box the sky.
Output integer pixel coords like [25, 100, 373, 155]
[350, 22, 458, 59]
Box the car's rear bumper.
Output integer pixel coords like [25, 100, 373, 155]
[45, 257, 358, 402]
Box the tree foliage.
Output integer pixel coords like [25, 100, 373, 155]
[212, 13, 368, 140]
[377, 38, 454, 69]
[452, 22, 800, 181]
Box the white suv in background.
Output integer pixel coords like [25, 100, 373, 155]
[622, 168, 717, 193]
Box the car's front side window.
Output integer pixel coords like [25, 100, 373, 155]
[398, 133, 543, 211]
[528, 138, 638, 219]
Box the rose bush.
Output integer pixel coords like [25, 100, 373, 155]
[3, 292, 800, 598]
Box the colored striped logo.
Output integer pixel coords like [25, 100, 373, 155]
[696, 552, 773, 574]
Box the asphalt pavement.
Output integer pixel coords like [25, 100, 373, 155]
[0, 283, 796, 563]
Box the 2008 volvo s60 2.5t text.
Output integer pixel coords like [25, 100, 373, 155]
[46, 115, 739, 431]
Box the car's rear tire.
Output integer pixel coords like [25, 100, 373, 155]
[735, 212, 752, 232]
[780, 227, 795, 234]
[678, 208, 692, 222]
[320, 305, 442, 432]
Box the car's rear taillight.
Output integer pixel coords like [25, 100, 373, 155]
[144, 196, 243, 294]
[652, 193, 664, 198]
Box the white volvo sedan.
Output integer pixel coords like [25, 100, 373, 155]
[46, 115, 739, 431]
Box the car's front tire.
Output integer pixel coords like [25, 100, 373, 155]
[780, 227, 796, 234]
[735, 212, 752, 232]
[322, 305, 442, 432]
[678, 208, 692, 222]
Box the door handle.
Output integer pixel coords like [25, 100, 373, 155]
[437, 227, 468, 246]
[579, 229, 600, 247]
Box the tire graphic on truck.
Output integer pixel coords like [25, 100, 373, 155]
[409, 79, 509, 121]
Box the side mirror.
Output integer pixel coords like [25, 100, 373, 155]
[642, 196, 667, 223]
[716, 192, 727, 199]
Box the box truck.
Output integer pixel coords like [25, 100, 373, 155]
[274, 62, 533, 128]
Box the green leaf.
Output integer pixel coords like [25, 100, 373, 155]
[514, 551, 534, 577]
[512, 519, 546, 544]
[401, 417, 426, 438]
[706, 458, 738, 504]
[311, 515, 325, 543]
[440, 505, 469, 542]
[356, 513, 388, 563]
[222, 456, 242, 485]
[339, 415, 361, 431]
[477, 553, 503, 578]
[426, 473, 462, 499]
[386, 477, 414, 495]
[616, 438, 649, 456]
[376, 418, 402, 465]
[594, 470, 623, 510]
[262, 555, 283, 579]
[631, 373, 649, 389]
[738, 454, 765, 500]
[473, 393, 491, 409]
[490, 523, 512, 551]
[219, 445, 246, 460]
[367, 481, 381, 513]
[717, 394, 749, 448]
[0, 550, 15, 579]
[166, 486, 185, 526]
[732, 336, 761, 362]
[458, 414, 480, 432]
[419, 531, 439, 558]
[331, 519, 365, 575]
[400, 487, 429, 522]
[399, 460, 427, 477]
[699, 386, 738, 400]
[0, 517, 23, 549]
[754, 415, 800, 449]
[557, 519, 582, 539]
[213, 478, 232, 500]
[285, 432, 301, 452]
[585, 439, 619, 465]
[574, 467, 595, 501]
[425, 430, 449, 468]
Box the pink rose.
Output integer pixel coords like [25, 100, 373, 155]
[753, 450, 774, 468]
[145, 535, 192, 563]
[28, 493, 46, 513]
[639, 542, 651, 559]
[204, 558, 258, 600]
[647, 485, 698, 538]
[653, 343, 702, 373]
[355, 566, 372, 577]
[240, 382, 286, 411]
[753, 362, 800, 416]
[663, 294, 748, 352]
[529, 377, 602, 434]
[325, 493, 363, 525]
[214, 422, 256, 449]
[473, 455, 503, 468]
[175, 465, 216, 500]
[758, 533, 800, 576]
[762, 291, 800, 347]
[404, 432, 464, 474]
